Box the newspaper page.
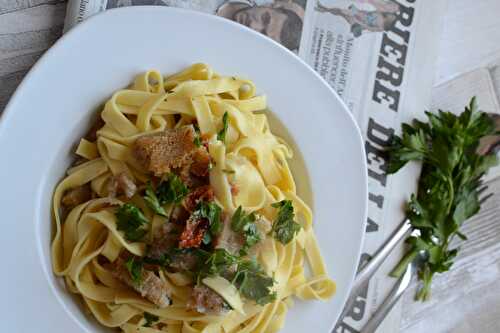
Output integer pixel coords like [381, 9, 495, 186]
[300, 2, 446, 332]
[63, 1, 447, 332]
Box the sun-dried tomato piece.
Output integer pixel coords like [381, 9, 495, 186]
[178, 216, 209, 248]
[182, 185, 214, 213]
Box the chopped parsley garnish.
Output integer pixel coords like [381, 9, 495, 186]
[125, 257, 143, 285]
[144, 247, 199, 268]
[271, 200, 301, 245]
[193, 124, 202, 147]
[217, 112, 229, 143]
[233, 258, 277, 306]
[115, 203, 149, 241]
[231, 206, 261, 254]
[194, 136, 202, 147]
[143, 312, 159, 327]
[199, 248, 238, 277]
[144, 245, 276, 305]
[143, 182, 167, 216]
[193, 201, 223, 240]
[142, 253, 169, 267]
[196, 248, 276, 305]
[388, 98, 498, 301]
[156, 173, 188, 204]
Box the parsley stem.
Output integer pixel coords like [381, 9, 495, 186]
[445, 176, 455, 215]
[167, 203, 175, 223]
[416, 266, 433, 301]
[389, 247, 418, 278]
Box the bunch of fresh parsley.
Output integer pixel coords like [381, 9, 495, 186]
[388, 98, 498, 300]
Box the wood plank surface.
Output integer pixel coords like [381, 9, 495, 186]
[0, 0, 64, 14]
[434, 0, 500, 85]
[0, 1, 65, 110]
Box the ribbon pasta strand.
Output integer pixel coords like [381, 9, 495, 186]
[51, 64, 335, 333]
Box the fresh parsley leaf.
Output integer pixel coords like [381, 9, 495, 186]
[193, 124, 202, 147]
[145, 247, 204, 270]
[193, 201, 223, 236]
[199, 248, 238, 278]
[125, 257, 143, 285]
[232, 258, 276, 305]
[217, 112, 229, 143]
[125, 228, 148, 242]
[156, 173, 188, 204]
[143, 312, 159, 327]
[388, 97, 498, 301]
[231, 206, 261, 254]
[194, 136, 202, 147]
[195, 248, 276, 305]
[231, 206, 250, 231]
[271, 200, 301, 245]
[142, 253, 170, 267]
[115, 203, 149, 241]
[143, 182, 167, 216]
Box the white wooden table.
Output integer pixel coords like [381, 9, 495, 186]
[1, 1, 500, 332]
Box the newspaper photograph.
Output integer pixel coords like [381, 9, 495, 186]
[65, 0, 307, 54]
[63, 0, 448, 331]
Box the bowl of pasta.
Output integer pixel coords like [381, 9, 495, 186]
[0, 6, 367, 333]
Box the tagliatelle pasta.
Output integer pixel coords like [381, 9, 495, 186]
[51, 63, 335, 333]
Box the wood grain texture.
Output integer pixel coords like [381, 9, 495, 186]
[0, 2, 65, 110]
[434, 0, 500, 85]
[0, 0, 64, 15]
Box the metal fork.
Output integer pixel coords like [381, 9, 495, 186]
[336, 183, 492, 333]
[361, 249, 427, 333]
[336, 217, 412, 328]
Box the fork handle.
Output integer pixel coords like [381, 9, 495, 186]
[338, 218, 411, 320]
[354, 218, 411, 289]
[361, 263, 413, 333]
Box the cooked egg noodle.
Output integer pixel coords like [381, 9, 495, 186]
[51, 64, 335, 332]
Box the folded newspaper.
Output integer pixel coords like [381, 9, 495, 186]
[64, 0, 447, 331]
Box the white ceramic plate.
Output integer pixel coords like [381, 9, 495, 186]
[0, 6, 367, 333]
